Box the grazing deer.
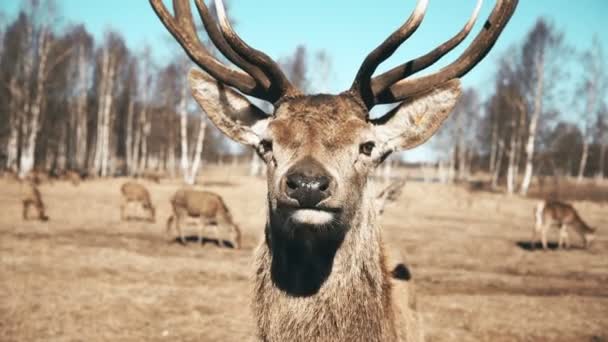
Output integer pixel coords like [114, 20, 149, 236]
[151, 0, 516, 340]
[533, 200, 596, 250]
[22, 182, 49, 221]
[376, 178, 407, 215]
[166, 188, 242, 248]
[120, 181, 156, 222]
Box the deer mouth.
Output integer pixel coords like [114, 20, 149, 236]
[277, 200, 341, 226]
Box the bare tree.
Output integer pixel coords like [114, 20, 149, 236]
[519, 19, 566, 195]
[575, 36, 606, 182]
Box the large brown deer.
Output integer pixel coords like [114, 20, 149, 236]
[166, 188, 242, 248]
[533, 200, 596, 250]
[150, 0, 516, 340]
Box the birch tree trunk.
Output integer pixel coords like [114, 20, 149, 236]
[20, 28, 51, 177]
[489, 119, 498, 174]
[125, 98, 135, 173]
[185, 119, 206, 185]
[75, 44, 89, 171]
[131, 109, 141, 176]
[178, 86, 190, 182]
[100, 54, 116, 177]
[5, 76, 21, 171]
[520, 54, 545, 195]
[577, 142, 589, 183]
[93, 45, 110, 175]
[506, 110, 518, 194]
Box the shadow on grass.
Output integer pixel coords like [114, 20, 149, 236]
[170, 235, 237, 249]
[516, 241, 586, 251]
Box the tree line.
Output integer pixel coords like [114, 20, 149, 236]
[434, 18, 607, 194]
[0, 0, 329, 183]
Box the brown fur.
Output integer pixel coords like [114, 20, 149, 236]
[167, 188, 241, 249]
[533, 200, 596, 249]
[120, 181, 155, 222]
[185, 70, 460, 341]
[22, 182, 49, 221]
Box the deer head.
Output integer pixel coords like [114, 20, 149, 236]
[151, 0, 515, 233]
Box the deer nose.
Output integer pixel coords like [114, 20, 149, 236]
[282, 158, 334, 207]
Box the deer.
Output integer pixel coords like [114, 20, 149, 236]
[533, 200, 596, 250]
[376, 178, 407, 215]
[22, 182, 49, 221]
[150, 0, 516, 340]
[166, 188, 242, 248]
[120, 181, 156, 222]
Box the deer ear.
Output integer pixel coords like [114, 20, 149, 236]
[373, 79, 461, 151]
[188, 69, 269, 146]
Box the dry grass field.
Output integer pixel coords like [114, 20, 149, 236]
[1, 166, 607, 341]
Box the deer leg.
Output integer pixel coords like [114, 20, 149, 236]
[541, 225, 549, 251]
[558, 226, 565, 249]
[212, 225, 224, 248]
[176, 216, 186, 245]
[563, 225, 570, 249]
[22, 201, 29, 220]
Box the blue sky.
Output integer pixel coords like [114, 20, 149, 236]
[2, 0, 607, 161]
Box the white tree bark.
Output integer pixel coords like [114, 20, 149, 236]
[19, 28, 51, 177]
[185, 119, 207, 185]
[125, 98, 135, 174]
[520, 54, 545, 195]
[93, 45, 110, 175]
[74, 44, 89, 171]
[577, 142, 589, 183]
[489, 118, 498, 174]
[5, 76, 21, 171]
[178, 85, 190, 181]
[100, 54, 116, 177]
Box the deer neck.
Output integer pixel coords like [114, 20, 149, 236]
[253, 187, 397, 341]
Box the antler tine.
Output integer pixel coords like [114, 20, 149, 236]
[371, 0, 483, 98]
[214, 0, 299, 102]
[192, 0, 271, 91]
[350, 0, 429, 109]
[376, 0, 518, 104]
[149, 0, 264, 98]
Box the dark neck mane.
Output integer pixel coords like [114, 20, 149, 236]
[252, 195, 398, 341]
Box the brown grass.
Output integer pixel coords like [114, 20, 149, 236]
[1, 166, 607, 341]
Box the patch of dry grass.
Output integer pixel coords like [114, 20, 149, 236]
[1, 167, 606, 341]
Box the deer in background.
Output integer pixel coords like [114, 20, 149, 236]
[166, 188, 242, 249]
[151, 0, 516, 340]
[120, 181, 156, 222]
[533, 200, 596, 250]
[376, 178, 407, 215]
[22, 182, 49, 221]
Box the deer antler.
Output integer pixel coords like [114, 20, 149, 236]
[149, 0, 298, 103]
[351, 0, 517, 109]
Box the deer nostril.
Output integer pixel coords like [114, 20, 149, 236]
[318, 179, 329, 192]
[286, 178, 298, 190]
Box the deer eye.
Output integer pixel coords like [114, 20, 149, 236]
[359, 141, 375, 156]
[259, 139, 273, 154]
